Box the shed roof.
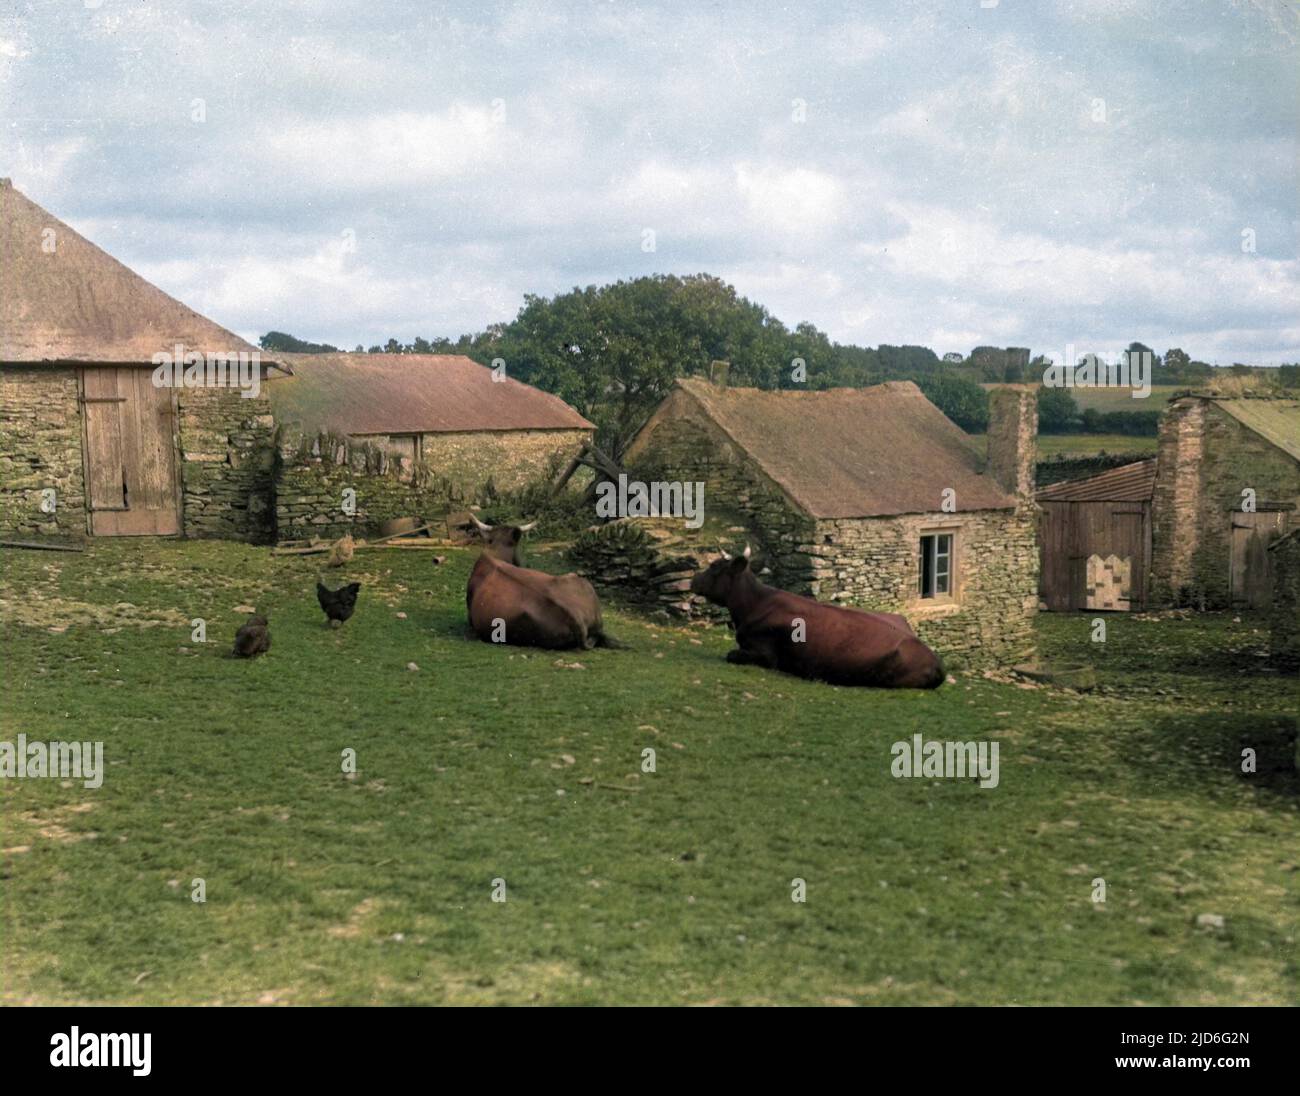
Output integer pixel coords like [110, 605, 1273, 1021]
[1036, 458, 1157, 503]
[1212, 398, 1300, 464]
[657, 377, 1016, 518]
[270, 353, 595, 435]
[0, 179, 270, 365]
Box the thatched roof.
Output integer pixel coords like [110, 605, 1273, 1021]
[638, 377, 1017, 518]
[270, 353, 595, 435]
[1037, 459, 1157, 503]
[0, 179, 270, 366]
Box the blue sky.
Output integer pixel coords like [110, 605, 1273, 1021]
[3, 0, 1297, 362]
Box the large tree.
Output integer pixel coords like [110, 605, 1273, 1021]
[486, 275, 795, 455]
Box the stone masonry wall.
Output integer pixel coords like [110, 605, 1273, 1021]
[1151, 399, 1300, 607]
[274, 427, 464, 543]
[625, 407, 816, 591]
[177, 384, 277, 542]
[809, 509, 1039, 669]
[0, 367, 86, 539]
[352, 428, 591, 495]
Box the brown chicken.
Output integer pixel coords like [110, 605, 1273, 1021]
[232, 614, 271, 658]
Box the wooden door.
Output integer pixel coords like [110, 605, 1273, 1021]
[1230, 511, 1285, 608]
[81, 368, 181, 536]
[1109, 507, 1147, 610]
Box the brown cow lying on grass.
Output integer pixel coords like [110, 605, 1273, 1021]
[466, 517, 625, 650]
[690, 547, 945, 688]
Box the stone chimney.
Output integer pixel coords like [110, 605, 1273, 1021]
[987, 385, 1037, 502]
[709, 359, 730, 388]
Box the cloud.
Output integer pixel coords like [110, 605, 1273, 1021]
[0, 0, 1295, 362]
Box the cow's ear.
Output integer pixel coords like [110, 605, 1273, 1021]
[729, 555, 749, 574]
[510, 527, 523, 544]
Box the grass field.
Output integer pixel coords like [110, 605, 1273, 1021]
[1035, 434, 1158, 457]
[1, 540, 1296, 1005]
[976, 433, 1156, 459]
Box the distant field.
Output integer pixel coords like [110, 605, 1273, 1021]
[976, 433, 1157, 458]
[1036, 434, 1158, 457]
[980, 382, 1180, 412]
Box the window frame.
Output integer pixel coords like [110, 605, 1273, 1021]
[917, 527, 961, 604]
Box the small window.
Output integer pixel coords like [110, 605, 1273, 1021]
[919, 532, 954, 599]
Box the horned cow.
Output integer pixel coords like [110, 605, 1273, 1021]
[689, 546, 944, 688]
[465, 517, 624, 650]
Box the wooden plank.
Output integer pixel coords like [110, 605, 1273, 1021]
[81, 368, 127, 533]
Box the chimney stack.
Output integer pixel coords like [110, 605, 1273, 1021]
[987, 385, 1037, 502]
[709, 359, 730, 389]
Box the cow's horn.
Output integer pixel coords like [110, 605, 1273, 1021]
[518, 521, 538, 533]
[470, 514, 492, 533]
[743, 543, 752, 559]
[718, 545, 731, 560]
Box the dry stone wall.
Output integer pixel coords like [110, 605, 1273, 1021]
[177, 385, 277, 542]
[274, 426, 462, 542]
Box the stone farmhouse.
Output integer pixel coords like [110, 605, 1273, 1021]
[624, 376, 1040, 667]
[1150, 393, 1300, 608]
[269, 352, 593, 494]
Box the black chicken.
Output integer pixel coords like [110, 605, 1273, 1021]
[232, 614, 271, 658]
[317, 581, 361, 627]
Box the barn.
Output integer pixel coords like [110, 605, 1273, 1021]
[1150, 393, 1300, 608]
[623, 375, 1040, 667]
[0, 179, 287, 542]
[268, 352, 594, 493]
[1035, 459, 1156, 611]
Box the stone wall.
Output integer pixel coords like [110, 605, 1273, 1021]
[625, 393, 816, 591]
[0, 366, 87, 539]
[177, 384, 277, 542]
[1269, 533, 1300, 671]
[1151, 398, 1300, 607]
[273, 426, 464, 543]
[566, 519, 717, 618]
[354, 428, 590, 494]
[808, 509, 1039, 668]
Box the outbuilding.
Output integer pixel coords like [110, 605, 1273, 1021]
[269, 352, 594, 493]
[623, 376, 1040, 667]
[1150, 393, 1300, 608]
[0, 179, 286, 542]
[1035, 458, 1156, 611]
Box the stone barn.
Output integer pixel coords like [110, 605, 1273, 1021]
[1036, 458, 1156, 611]
[0, 179, 286, 542]
[269, 353, 594, 493]
[623, 377, 1040, 667]
[1150, 394, 1300, 608]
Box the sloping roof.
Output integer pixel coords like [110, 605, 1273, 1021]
[0, 179, 270, 365]
[270, 353, 595, 434]
[1212, 398, 1300, 464]
[1036, 458, 1157, 503]
[657, 377, 1016, 518]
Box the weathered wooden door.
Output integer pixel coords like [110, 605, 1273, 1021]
[1230, 511, 1284, 608]
[80, 368, 181, 536]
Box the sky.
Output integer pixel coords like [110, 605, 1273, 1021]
[2, 0, 1297, 363]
